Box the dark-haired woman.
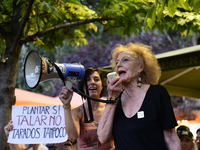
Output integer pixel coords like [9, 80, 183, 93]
[59, 68, 115, 150]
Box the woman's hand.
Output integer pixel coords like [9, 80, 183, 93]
[107, 77, 123, 100]
[4, 120, 14, 137]
[59, 86, 73, 107]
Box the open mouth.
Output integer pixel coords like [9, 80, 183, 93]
[89, 87, 97, 91]
[118, 70, 126, 76]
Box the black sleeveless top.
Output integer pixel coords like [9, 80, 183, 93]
[113, 85, 177, 150]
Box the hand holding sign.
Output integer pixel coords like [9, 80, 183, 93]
[4, 120, 14, 137]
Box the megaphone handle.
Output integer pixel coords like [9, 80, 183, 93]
[65, 81, 73, 89]
[65, 78, 77, 89]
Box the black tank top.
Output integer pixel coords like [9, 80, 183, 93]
[113, 85, 177, 150]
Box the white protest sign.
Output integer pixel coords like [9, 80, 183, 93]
[8, 105, 68, 144]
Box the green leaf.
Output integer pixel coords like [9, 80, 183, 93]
[36, 1, 51, 12]
[167, 0, 176, 17]
[177, 18, 186, 25]
[175, 11, 183, 17]
[186, 14, 195, 22]
[146, 4, 156, 29]
[157, 3, 165, 20]
[176, 0, 191, 10]
[188, 0, 200, 13]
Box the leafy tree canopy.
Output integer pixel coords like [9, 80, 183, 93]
[0, 0, 200, 54]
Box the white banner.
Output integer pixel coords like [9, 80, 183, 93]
[8, 105, 68, 144]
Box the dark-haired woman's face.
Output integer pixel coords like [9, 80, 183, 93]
[86, 71, 103, 99]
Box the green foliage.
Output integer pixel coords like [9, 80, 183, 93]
[146, 4, 156, 29]
[100, 0, 150, 36]
[0, 0, 200, 52]
[24, 1, 97, 50]
[150, 0, 200, 35]
[188, 0, 200, 13]
[0, 0, 99, 52]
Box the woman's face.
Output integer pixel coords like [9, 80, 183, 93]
[115, 51, 143, 84]
[86, 71, 103, 99]
[180, 137, 193, 150]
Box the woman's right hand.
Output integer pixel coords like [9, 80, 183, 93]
[4, 120, 14, 137]
[59, 86, 73, 107]
[107, 77, 122, 100]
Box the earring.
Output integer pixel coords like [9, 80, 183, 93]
[137, 73, 141, 88]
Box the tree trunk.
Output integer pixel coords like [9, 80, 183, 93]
[0, 43, 22, 149]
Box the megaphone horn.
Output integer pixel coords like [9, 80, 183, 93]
[24, 50, 85, 89]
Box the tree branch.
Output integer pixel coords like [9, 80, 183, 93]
[21, 17, 114, 43]
[12, 0, 34, 51]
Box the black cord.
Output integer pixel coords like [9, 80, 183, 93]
[51, 61, 117, 123]
[83, 79, 94, 122]
[72, 87, 116, 104]
[49, 60, 66, 86]
[50, 59, 116, 104]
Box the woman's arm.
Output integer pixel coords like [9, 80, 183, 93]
[97, 104, 116, 143]
[163, 128, 181, 150]
[64, 107, 81, 141]
[59, 86, 81, 141]
[98, 77, 122, 143]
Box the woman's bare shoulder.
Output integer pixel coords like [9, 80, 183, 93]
[72, 105, 83, 118]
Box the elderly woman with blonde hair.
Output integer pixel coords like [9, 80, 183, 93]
[97, 42, 181, 150]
